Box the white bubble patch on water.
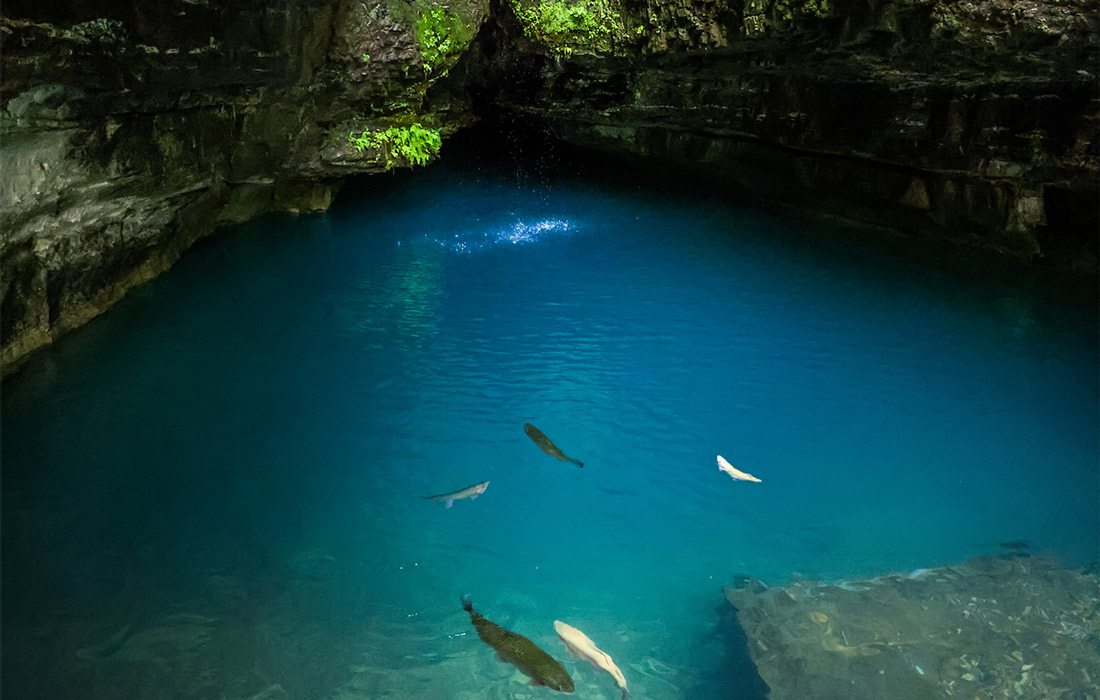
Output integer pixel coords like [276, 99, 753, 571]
[408, 218, 577, 254]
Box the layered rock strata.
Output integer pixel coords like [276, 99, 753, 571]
[484, 0, 1099, 266]
[1, 0, 487, 373]
[2, 0, 1097, 373]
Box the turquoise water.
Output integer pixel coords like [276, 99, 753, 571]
[3, 152, 1098, 699]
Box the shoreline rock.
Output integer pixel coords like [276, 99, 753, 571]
[725, 555, 1100, 699]
[0, 1, 487, 376]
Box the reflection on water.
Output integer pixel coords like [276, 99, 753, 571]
[339, 253, 445, 347]
[2, 160, 1097, 699]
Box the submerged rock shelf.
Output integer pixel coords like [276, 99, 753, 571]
[726, 555, 1100, 699]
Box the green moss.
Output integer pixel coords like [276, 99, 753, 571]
[509, 0, 623, 56]
[386, 0, 477, 76]
[773, 0, 831, 21]
[69, 18, 127, 43]
[156, 130, 183, 159]
[415, 5, 475, 75]
[347, 123, 442, 168]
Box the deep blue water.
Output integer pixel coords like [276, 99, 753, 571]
[3, 154, 1098, 699]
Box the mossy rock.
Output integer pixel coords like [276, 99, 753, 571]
[773, 0, 833, 22]
[345, 122, 443, 169]
[387, 0, 485, 76]
[509, 0, 627, 57]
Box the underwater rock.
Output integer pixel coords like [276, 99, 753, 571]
[725, 555, 1100, 699]
[239, 684, 289, 700]
[65, 612, 229, 697]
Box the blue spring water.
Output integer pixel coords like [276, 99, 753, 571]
[2, 155, 1098, 699]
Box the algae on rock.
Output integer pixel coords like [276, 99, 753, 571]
[508, 0, 628, 56]
[385, 0, 486, 76]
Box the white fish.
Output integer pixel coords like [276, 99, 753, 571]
[717, 455, 762, 483]
[422, 480, 489, 508]
[553, 620, 629, 699]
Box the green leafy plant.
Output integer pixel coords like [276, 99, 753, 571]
[509, 0, 622, 56]
[413, 4, 474, 75]
[347, 123, 443, 168]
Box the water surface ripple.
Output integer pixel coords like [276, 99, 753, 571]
[3, 161, 1097, 699]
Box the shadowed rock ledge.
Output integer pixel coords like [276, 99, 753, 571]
[2, 0, 1097, 374]
[0, 0, 487, 374]
[725, 555, 1100, 699]
[481, 0, 1099, 268]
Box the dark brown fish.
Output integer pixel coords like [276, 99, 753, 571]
[524, 423, 583, 468]
[462, 595, 574, 692]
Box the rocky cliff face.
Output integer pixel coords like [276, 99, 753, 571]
[2, 0, 1096, 373]
[0, 0, 488, 373]
[481, 0, 1099, 264]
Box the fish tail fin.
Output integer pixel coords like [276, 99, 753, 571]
[573, 459, 584, 468]
[461, 595, 473, 612]
[621, 689, 631, 700]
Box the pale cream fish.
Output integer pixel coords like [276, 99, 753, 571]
[717, 455, 762, 482]
[553, 620, 629, 699]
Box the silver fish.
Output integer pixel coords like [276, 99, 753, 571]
[423, 480, 490, 508]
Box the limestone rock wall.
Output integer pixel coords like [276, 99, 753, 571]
[2, 0, 1096, 373]
[483, 0, 1099, 265]
[0, 0, 489, 373]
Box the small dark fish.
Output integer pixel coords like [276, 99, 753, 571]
[422, 481, 489, 508]
[998, 540, 1030, 551]
[524, 423, 583, 468]
[462, 595, 574, 692]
